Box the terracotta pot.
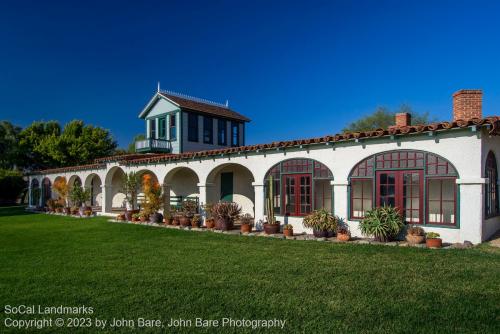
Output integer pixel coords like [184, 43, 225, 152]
[264, 223, 280, 235]
[164, 218, 173, 225]
[241, 223, 252, 233]
[216, 218, 233, 231]
[406, 234, 425, 245]
[191, 220, 201, 228]
[140, 216, 147, 222]
[173, 217, 180, 225]
[56, 208, 63, 213]
[132, 217, 139, 222]
[125, 209, 139, 221]
[64, 207, 71, 215]
[283, 229, 293, 237]
[180, 216, 191, 227]
[313, 229, 335, 238]
[116, 214, 125, 221]
[426, 238, 442, 248]
[84, 211, 92, 217]
[337, 233, 350, 242]
[205, 218, 215, 229]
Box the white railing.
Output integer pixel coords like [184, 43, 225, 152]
[135, 139, 172, 152]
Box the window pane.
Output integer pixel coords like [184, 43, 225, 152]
[442, 179, 455, 201]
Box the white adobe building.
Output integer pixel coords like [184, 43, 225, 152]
[28, 89, 500, 244]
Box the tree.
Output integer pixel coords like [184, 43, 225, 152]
[52, 177, 69, 206]
[19, 120, 117, 170]
[127, 134, 146, 153]
[0, 121, 23, 170]
[68, 186, 91, 208]
[342, 105, 436, 133]
[0, 169, 26, 205]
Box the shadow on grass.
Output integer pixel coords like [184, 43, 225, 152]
[0, 206, 34, 217]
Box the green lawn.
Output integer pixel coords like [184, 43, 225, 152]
[0, 207, 499, 333]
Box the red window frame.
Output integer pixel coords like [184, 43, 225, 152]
[282, 174, 312, 216]
[350, 178, 373, 219]
[426, 177, 457, 226]
[375, 170, 424, 224]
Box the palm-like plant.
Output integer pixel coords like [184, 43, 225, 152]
[359, 205, 404, 242]
[122, 172, 140, 210]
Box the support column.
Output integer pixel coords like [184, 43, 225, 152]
[456, 178, 486, 244]
[252, 182, 265, 223]
[197, 183, 213, 225]
[163, 183, 171, 214]
[28, 178, 32, 207]
[101, 184, 112, 214]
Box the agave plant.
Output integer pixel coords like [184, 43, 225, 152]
[359, 205, 404, 242]
[303, 209, 339, 232]
[212, 202, 242, 221]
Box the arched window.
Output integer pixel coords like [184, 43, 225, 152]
[485, 151, 499, 217]
[30, 179, 40, 206]
[264, 159, 333, 217]
[41, 178, 52, 207]
[349, 150, 459, 226]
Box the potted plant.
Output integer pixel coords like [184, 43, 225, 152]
[123, 172, 141, 221]
[84, 209, 93, 217]
[336, 223, 351, 242]
[303, 209, 338, 238]
[203, 203, 215, 229]
[132, 213, 140, 222]
[426, 232, 442, 248]
[172, 212, 181, 225]
[180, 200, 198, 226]
[141, 174, 164, 224]
[263, 175, 280, 234]
[359, 206, 404, 242]
[283, 224, 293, 237]
[238, 213, 254, 233]
[68, 185, 91, 216]
[46, 199, 56, 213]
[213, 202, 242, 231]
[191, 214, 202, 228]
[164, 208, 174, 225]
[139, 212, 148, 222]
[406, 225, 425, 245]
[52, 178, 70, 214]
[71, 207, 79, 215]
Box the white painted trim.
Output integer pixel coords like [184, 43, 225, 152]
[138, 92, 180, 119]
[455, 178, 487, 185]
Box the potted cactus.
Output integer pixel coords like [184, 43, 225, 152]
[213, 202, 241, 231]
[203, 203, 215, 229]
[283, 224, 293, 237]
[238, 213, 254, 233]
[426, 232, 442, 248]
[264, 175, 281, 234]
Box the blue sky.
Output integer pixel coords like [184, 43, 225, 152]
[1, 0, 499, 148]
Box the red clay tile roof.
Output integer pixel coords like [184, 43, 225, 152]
[33, 116, 500, 174]
[159, 92, 250, 122]
[94, 153, 167, 163]
[31, 163, 106, 175]
[121, 116, 500, 166]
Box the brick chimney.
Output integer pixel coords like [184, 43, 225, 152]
[395, 112, 411, 127]
[453, 89, 482, 121]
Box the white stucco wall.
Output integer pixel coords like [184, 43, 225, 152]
[30, 127, 498, 244]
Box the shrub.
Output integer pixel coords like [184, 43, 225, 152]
[359, 206, 404, 242]
[181, 200, 198, 218]
[68, 186, 90, 207]
[0, 169, 26, 205]
[407, 225, 425, 236]
[52, 177, 69, 206]
[303, 209, 339, 232]
[141, 174, 163, 216]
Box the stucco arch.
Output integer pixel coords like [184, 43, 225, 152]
[84, 173, 103, 207]
[163, 167, 200, 209]
[205, 163, 255, 216]
[68, 175, 82, 188]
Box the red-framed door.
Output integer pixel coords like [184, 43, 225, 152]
[283, 174, 312, 216]
[376, 170, 423, 224]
